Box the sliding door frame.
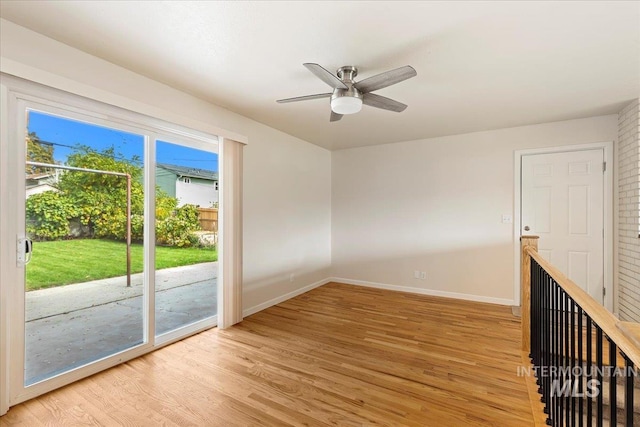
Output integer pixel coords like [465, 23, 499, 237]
[0, 74, 245, 413]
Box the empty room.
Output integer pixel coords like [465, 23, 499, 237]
[0, 1, 639, 426]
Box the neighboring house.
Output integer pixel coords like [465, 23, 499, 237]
[25, 171, 59, 198]
[155, 163, 218, 207]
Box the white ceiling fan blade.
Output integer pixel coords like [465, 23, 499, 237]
[303, 63, 348, 90]
[354, 65, 417, 94]
[330, 111, 343, 122]
[363, 93, 407, 112]
[276, 93, 332, 103]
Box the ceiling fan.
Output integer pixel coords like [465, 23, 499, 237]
[276, 63, 417, 122]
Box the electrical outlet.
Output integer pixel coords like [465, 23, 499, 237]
[420, 271, 426, 280]
[502, 214, 513, 224]
[289, 273, 294, 282]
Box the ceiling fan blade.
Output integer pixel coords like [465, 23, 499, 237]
[276, 93, 332, 103]
[303, 63, 348, 90]
[354, 65, 417, 93]
[330, 111, 343, 122]
[362, 93, 408, 112]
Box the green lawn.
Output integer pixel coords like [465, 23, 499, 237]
[26, 239, 217, 291]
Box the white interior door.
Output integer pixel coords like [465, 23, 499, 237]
[521, 149, 605, 303]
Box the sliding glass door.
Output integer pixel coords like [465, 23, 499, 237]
[7, 91, 219, 405]
[23, 110, 146, 386]
[154, 140, 218, 337]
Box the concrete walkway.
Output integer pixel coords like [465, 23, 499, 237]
[25, 262, 217, 385]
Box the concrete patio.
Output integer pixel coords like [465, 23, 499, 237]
[25, 262, 217, 385]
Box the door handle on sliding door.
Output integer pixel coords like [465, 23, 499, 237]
[17, 237, 33, 266]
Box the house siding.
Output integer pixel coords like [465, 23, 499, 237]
[156, 168, 177, 198]
[175, 178, 217, 207]
[618, 99, 640, 322]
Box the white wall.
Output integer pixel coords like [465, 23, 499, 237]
[0, 19, 332, 313]
[242, 128, 331, 310]
[332, 116, 618, 303]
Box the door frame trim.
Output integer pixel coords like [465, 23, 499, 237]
[513, 141, 615, 312]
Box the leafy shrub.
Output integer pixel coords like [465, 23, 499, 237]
[156, 218, 198, 247]
[175, 204, 200, 227]
[26, 191, 78, 240]
[155, 204, 200, 247]
[94, 210, 144, 242]
[156, 190, 177, 221]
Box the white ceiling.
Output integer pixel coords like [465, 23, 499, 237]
[1, 1, 639, 150]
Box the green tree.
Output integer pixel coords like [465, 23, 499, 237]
[26, 132, 55, 174]
[28, 145, 197, 246]
[58, 146, 145, 240]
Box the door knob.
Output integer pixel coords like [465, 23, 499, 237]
[524, 226, 530, 231]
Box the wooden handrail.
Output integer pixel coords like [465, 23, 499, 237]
[525, 246, 640, 368]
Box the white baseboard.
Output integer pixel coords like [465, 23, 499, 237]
[242, 278, 331, 318]
[242, 276, 515, 319]
[330, 277, 515, 306]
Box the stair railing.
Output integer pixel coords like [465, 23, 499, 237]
[521, 236, 640, 426]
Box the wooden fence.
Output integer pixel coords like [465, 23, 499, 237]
[198, 208, 218, 232]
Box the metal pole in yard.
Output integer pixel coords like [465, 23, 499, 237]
[26, 162, 135, 287]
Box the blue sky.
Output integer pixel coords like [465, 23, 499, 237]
[27, 110, 218, 171]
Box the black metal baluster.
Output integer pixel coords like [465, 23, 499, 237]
[571, 298, 576, 427]
[625, 356, 634, 427]
[531, 260, 538, 364]
[550, 280, 562, 426]
[543, 270, 549, 413]
[586, 317, 593, 427]
[577, 306, 583, 427]
[596, 327, 603, 427]
[538, 265, 543, 372]
[535, 263, 541, 382]
[559, 286, 565, 425]
[565, 292, 571, 427]
[546, 274, 552, 425]
[546, 280, 558, 425]
[531, 260, 540, 364]
[609, 341, 617, 426]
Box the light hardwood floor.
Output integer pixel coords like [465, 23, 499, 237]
[0, 282, 537, 426]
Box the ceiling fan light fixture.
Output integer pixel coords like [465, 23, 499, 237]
[276, 63, 416, 121]
[331, 96, 362, 115]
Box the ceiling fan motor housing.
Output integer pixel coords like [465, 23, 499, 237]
[331, 66, 363, 114]
[337, 65, 358, 82]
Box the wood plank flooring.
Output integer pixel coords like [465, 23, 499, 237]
[0, 282, 536, 426]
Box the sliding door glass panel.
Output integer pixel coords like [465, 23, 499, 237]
[24, 110, 145, 385]
[154, 140, 218, 335]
